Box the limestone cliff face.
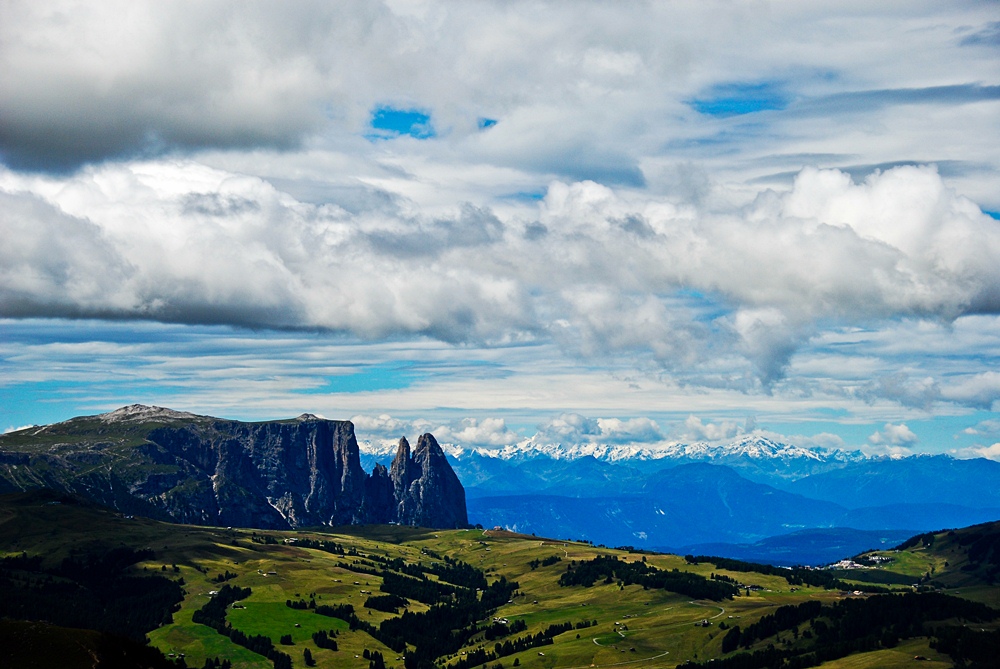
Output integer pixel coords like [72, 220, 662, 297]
[391, 434, 468, 528]
[0, 405, 467, 530]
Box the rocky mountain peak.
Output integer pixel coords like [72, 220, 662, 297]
[414, 433, 445, 458]
[394, 436, 411, 460]
[99, 404, 198, 424]
[391, 432, 467, 528]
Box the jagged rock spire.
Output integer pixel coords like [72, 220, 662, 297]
[390, 433, 467, 528]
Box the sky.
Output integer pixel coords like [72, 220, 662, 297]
[1, 1, 999, 459]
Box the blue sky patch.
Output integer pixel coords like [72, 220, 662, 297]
[368, 106, 435, 140]
[984, 210, 1000, 221]
[501, 190, 546, 202]
[690, 81, 789, 117]
[478, 117, 498, 130]
[302, 362, 422, 394]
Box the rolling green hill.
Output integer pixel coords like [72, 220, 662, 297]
[842, 520, 1000, 609]
[0, 490, 997, 669]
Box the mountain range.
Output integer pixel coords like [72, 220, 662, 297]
[362, 433, 1000, 564]
[4, 405, 999, 566]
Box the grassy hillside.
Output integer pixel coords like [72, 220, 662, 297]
[0, 491, 997, 669]
[843, 520, 1000, 609]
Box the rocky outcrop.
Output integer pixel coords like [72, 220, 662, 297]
[392, 434, 468, 529]
[0, 406, 468, 530]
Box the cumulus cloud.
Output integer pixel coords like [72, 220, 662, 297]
[350, 413, 415, 438]
[680, 415, 745, 442]
[962, 419, 1000, 437]
[2, 0, 997, 198]
[940, 372, 1000, 410]
[534, 414, 602, 443]
[972, 443, 1000, 461]
[0, 2, 345, 170]
[2, 160, 1000, 396]
[434, 418, 521, 448]
[2, 1, 999, 415]
[784, 432, 846, 451]
[0, 191, 136, 317]
[595, 417, 664, 444]
[868, 422, 919, 447]
[351, 413, 520, 448]
[858, 373, 940, 410]
[950, 443, 1000, 462]
[532, 413, 664, 446]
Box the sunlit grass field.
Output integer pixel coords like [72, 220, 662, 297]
[138, 524, 883, 669]
[2, 495, 996, 669]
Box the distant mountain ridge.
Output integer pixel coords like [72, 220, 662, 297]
[0, 405, 467, 530]
[362, 433, 859, 466]
[6, 407, 999, 566]
[365, 433, 1000, 564]
[361, 433, 871, 488]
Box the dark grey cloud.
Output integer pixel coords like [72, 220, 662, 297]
[0, 2, 380, 172]
[0, 112, 311, 174]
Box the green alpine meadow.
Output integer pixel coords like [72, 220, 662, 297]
[1, 487, 997, 669]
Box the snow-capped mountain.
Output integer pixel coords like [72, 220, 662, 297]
[359, 433, 864, 480]
[355, 431, 1000, 566]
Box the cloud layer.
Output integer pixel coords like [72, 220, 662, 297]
[2, 1, 999, 443]
[2, 161, 998, 395]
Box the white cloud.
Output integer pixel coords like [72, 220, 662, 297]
[680, 415, 745, 442]
[858, 373, 940, 410]
[2, 1, 999, 443]
[962, 419, 1000, 437]
[351, 413, 520, 448]
[951, 443, 1000, 462]
[2, 3, 997, 200]
[595, 417, 663, 444]
[940, 372, 1000, 410]
[535, 413, 602, 443]
[781, 431, 846, 451]
[868, 422, 919, 446]
[434, 417, 521, 448]
[5, 161, 998, 395]
[532, 413, 664, 446]
[350, 413, 414, 438]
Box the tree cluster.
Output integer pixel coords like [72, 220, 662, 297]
[559, 555, 737, 600]
[316, 561, 519, 669]
[312, 629, 339, 651]
[364, 593, 409, 613]
[680, 592, 999, 669]
[191, 584, 292, 669]
[528, 555, 562, 570]
[292, 537, 346, 555]
[0, 547, 183, 641]
[447, 621, 583, 669]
